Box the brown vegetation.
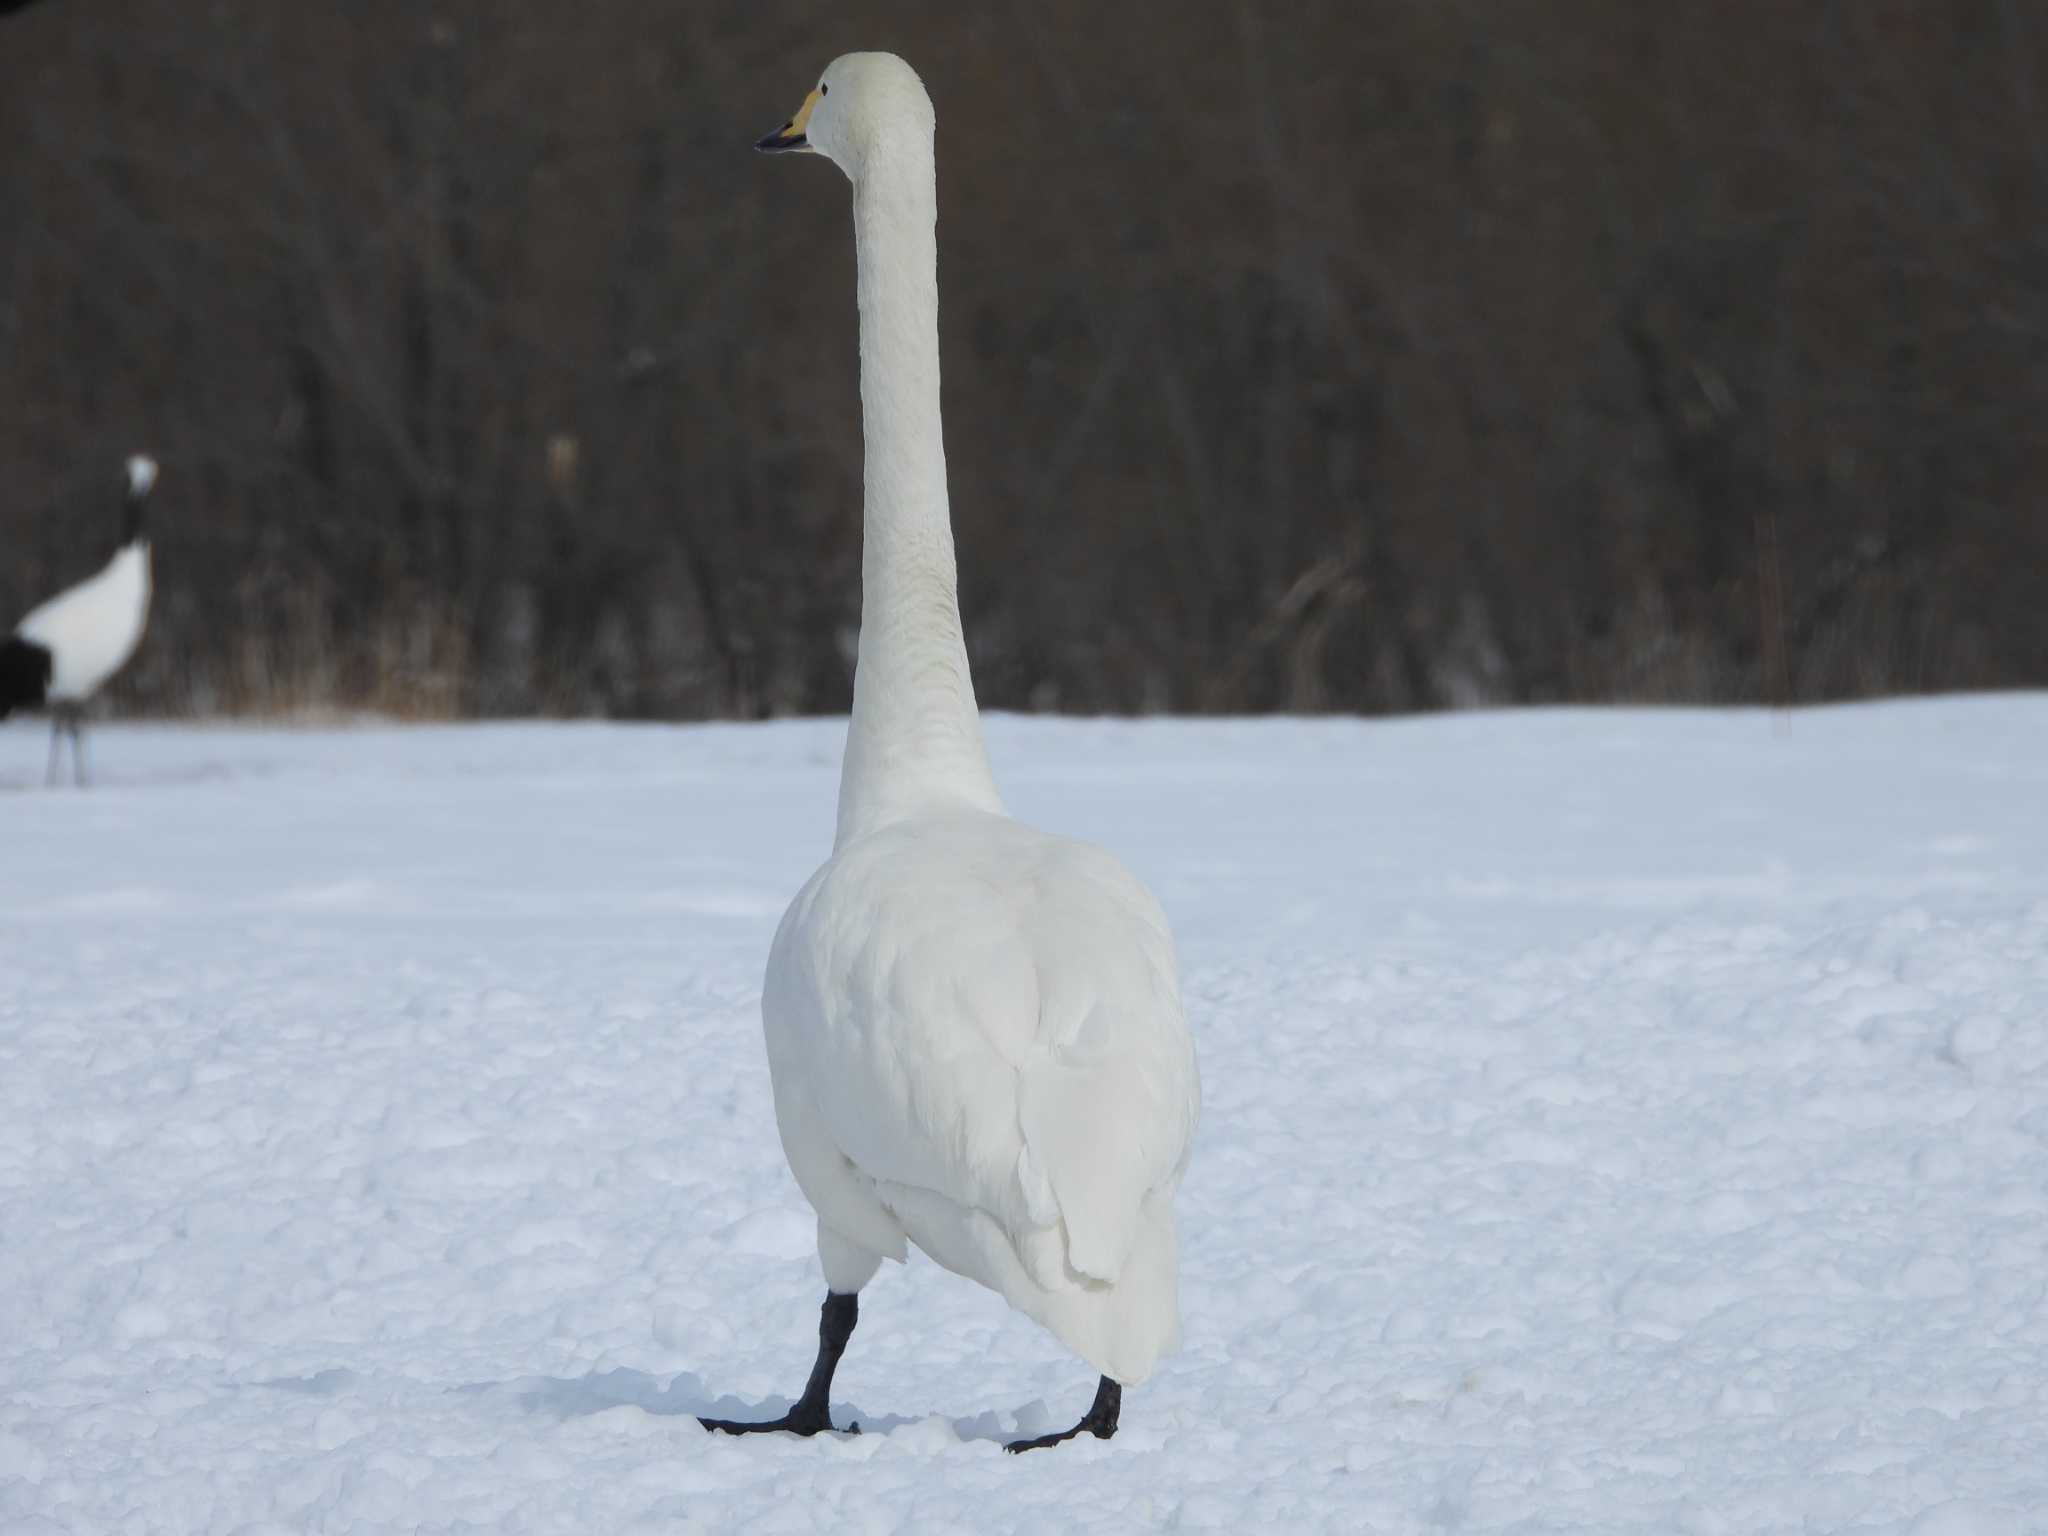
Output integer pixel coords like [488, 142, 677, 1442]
[2, 0, 2043, 717]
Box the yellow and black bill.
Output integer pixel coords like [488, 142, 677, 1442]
[756, 87, 821, 154]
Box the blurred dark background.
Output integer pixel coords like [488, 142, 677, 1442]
[2, 1, 2044, 718]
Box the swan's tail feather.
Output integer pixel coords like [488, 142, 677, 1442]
[1021, 1046, 1194, 1287]
[1021, 1058, 1150, 1283]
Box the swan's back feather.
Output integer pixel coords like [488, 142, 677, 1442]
[764, 810, 1198, 1376]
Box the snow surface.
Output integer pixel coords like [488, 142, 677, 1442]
[2, 699, 2046, 1534]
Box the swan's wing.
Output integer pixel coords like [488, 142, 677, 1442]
[769, 816, 1198, 1287]
[1011, 836, 1197, 1282]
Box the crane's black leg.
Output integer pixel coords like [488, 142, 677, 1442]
[1005, 1375, 1120, 1454]
[70, 711, 88, 788]
[701, 1291, 861, 1438]
[45, 709, 65, 787]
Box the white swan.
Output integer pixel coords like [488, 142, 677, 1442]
[1, 455, 157, 786]
[702, 53, 1199, 1454]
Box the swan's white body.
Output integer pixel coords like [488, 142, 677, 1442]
[759, 53, 1198, 1387]
[15, 542, 152, 702]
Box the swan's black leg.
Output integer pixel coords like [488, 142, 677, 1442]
[700, 1291, 861, 1439]
[1005, 1375, 1120, 1454]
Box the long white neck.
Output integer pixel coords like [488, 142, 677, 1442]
[834, 126, 1001, 848]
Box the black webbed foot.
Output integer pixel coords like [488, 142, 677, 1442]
[698, 1406, 860, 1438]
[699, 1291, 861, 1443]
[1004, 1375, 1120, 1454]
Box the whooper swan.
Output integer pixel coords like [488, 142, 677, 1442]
[701, 53, 1200, 1455]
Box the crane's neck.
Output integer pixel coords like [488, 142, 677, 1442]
[121, 487, 151, 547]
[834, 128, 1000, 849]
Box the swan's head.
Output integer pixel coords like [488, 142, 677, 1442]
[756, 52, 934, 179]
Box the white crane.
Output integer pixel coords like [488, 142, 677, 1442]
[2, 455, 158, 786]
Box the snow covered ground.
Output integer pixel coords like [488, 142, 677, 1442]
[2, 699, 2046, 1534]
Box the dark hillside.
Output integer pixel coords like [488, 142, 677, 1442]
[2, 1, 2042, 716]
